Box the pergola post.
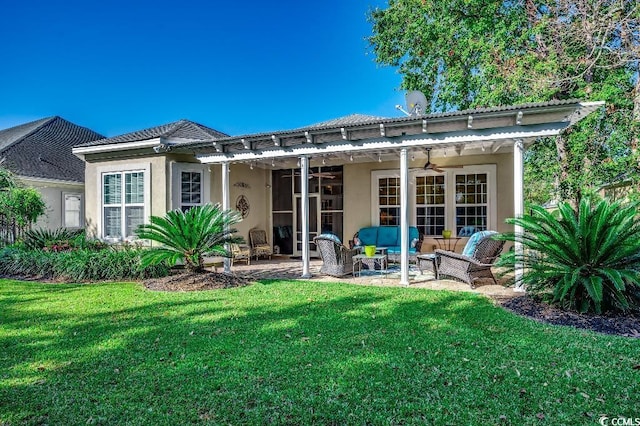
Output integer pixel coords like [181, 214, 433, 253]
[221, 162, 231, 274]
[399, 148, 410, 285]
[300, 155, 311, 278]
[513, 139, 525, 291]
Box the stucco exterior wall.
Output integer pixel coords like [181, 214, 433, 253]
[84, 156, 167, 238]
[20, 178, 84, 231]
[228, 164, 270, 245]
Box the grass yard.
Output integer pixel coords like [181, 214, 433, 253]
[1, 279, 638, 425]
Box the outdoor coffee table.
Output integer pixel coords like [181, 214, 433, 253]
[416, 253, 440, 278]
[353, 253, 388, 277]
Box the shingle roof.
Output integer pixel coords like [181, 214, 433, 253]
[76, 119, 229, 148]
[0, 117, 105, 182]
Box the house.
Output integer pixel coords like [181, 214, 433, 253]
[72, 100, 603, 284]
[0, 117, 105, 230]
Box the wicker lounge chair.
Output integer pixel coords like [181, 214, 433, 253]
[230, 243, 251, 266]
[436, 231, 505, 288]
[314, 235, 358, 277]
[249, 228, 272, 260]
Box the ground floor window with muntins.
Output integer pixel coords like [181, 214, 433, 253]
[102, 171, 145, 239]
[181, 171, 202, 212]
[378, 176, 400, 226]
[373, 165, 495, 237]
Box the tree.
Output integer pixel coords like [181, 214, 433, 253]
[0, 167, 46, 245]
[135, 203, 244, 273]
[368, 0, 640, 205]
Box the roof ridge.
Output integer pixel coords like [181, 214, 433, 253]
[163, 119, 190, 138]
[0, 116, 58, 151]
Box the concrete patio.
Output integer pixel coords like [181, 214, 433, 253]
[224, 256, 517, 299]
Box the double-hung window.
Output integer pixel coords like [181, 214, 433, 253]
[103, 171, 145, 239]
[415, 175, 446, 236]
[377, 176, 400, 225]
[181, 171, 202, 212]
[373, 164, 495, 237]
[454, 173, 488, 234]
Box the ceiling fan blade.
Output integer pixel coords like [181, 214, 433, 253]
[438, 165, 464, 168]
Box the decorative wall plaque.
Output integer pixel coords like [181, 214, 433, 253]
[235, 195, 250, 218]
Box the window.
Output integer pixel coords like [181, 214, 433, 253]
[455, 173, 488, 235]
[181, 171, 202, 212]
[415, 175, 446, 236]
[102, 171, 145, 239]
[373, 165, 496, 236]
[63, 193, 82, 228]
[378, 176, 400, 225]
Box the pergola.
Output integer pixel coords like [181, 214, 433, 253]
[184, 100, 604, 287]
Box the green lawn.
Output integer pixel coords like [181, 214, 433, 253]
[1, 279, 638, 425]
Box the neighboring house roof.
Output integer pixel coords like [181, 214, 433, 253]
[0, 116, 104, 183]
[76, 119, 229, 148]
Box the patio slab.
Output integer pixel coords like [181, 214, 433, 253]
[224, 256, 518, 299]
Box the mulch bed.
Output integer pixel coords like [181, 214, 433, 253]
[143, 272, 254, 292]
[498, 295, 640, 338]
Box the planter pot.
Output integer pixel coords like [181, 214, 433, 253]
[364, 245, 377, 257]
[442, 230, 452, 239]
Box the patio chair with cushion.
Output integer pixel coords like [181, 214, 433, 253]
[314, 234, 359, 277]
[436, 231, 505, 288]
[229, 243, 251, 266]
[249, 228, 273, 261]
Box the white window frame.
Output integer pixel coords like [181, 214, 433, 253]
[96, 163, 151, 242]
[62, 192, 83, 229]
[453, 169, 493, 235]
[414, 173, 447, 237]
[372, 164, 497, 236]
[170, 163, 211, 211]
[371, 171, 401, 225]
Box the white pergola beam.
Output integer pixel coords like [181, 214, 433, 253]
[197, 123, 569, 164]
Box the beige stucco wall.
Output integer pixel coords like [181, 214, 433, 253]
[84, 155, 168, 238]
[228, 164, 270, 245]
[20, 178, 84, 231]
[343, 152, 515, 253]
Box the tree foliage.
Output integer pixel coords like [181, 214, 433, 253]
[368, 0, 640, 205]
[0, 166, 46, 245]
[135, 203, 244, 273]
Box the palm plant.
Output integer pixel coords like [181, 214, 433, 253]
[135, 203, 244, 273]
[497, 197, 640, 313]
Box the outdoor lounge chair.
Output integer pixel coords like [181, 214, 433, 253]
[314, 234, 358, 277]
[249, 228, 272, 260]
[436, 231, 505, 288]
[230, 243, 251, 266]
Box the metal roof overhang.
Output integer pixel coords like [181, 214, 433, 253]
[191, 101, 604, 167]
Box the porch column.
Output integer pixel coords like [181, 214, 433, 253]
[300, 155, 311, 278]
[222, 162, 231, 274]
[513, 139, 525, 291]
[399, 148, 410, 285]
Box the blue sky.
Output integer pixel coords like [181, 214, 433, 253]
[0, 0, 405, 138]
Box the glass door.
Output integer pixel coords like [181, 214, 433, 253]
[294, 194, 320, 257]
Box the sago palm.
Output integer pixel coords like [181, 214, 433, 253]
[135, 203, 244, 273]
[497, 197, 640, 313]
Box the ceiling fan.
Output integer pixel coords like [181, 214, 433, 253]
[423, 148, 463, 173]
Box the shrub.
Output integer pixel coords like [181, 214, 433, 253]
[0, 246, 169, 282]
[24, 228, 85, 251]
[135, 203, 243, 273]
[497, 197, 640, 313]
